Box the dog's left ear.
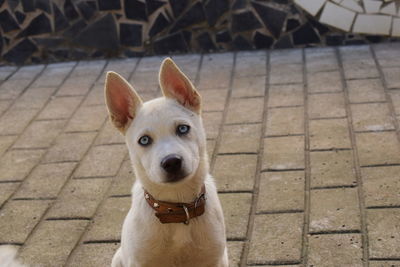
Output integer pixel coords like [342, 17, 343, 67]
[159, 58, 201, 114]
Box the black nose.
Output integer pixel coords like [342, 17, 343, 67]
[161, 154, 182, 174]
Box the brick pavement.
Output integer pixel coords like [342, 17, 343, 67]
[0, 43, 400, 267]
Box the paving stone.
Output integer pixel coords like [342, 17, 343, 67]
[226, 97, 264, 124]
[42, 132, 96, 163]
[227, 241, 244, 267]
[82, 83, 106, 106]
[12, 87, 55, 110]
[340, 47, 379, 79]
[270, 49, 302, 65]
[129, 71, 159, 93]
[268, 84, 304, 107]
[257, 171, 304, 212]
[247, 213, 303, 264]
[38, 96, 83, 120]
[373, 43, 400, 68]
[0, 135, 16, 157]
[207, 139, 215, 160]
[95, 119, 125, 145]
[213, 154, 256, 192]
[108, 160, 134, 196]
[84, 197, 130, 241]
[0, 108, 39, 135]
[390, 91, 400, 115]
[31, 66, 74, 88]
[65, 105, 107, 132]
[361, 166, 400, 207]
[348, 79, 386, 103]
[309, 93, 346, 119]
[382, 67, 400, 89]
[0, 100, 12, 115]
[310, 188, 360, 233]
[270, 63, 303, 85]
[0, 79, 32, 100]
[14, 162, 76, 199]
[13, 120, 66, 149]
[219, 193, 252, 240]
[309, 119, 351, 150]
[197, 53, 233, 90]
[356, 132, 400, 166]
[19, 220, 88, 266]
[310, 150, 357, 188]
[351, 103, 394, 131]
[235, 55, 267, 77]
[219, 124, 261, 154]
[369, 261, 400, 267]
[56, 75, 97, 96]
[47, 178, 111, 218]
[305, 47, 338, 73]
[367, 209, 400, 259]
[11, 65, 45, 80]
[308, 70, 342, 93]
[263, 136, 304, 171]
[231, 75, 265, 98]
[0, 200, 51, 243]
[74, 144, 127, 178]
[0, 182, 19, 207]
[0, 149, 45, 182]
[202, 112, 223, 139]
[266, 106, 304, 136]
[201, 89, 228, 111]
[72, 60, 106, 78]
[308, 234, 363, 267]
[66, 243, 119, 267]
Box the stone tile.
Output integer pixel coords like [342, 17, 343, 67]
[202, 112, 223, 140]
[373, 43, 400, 68]
[0, 200, 51, 243]
[101, 58, 138, 81]
[247, 213, 303, 264]
[19, 220, 88, 266]
[207, 139, 215, 160]
[266, 106, 304, 136]
[0, 182, 19, 207]
[263, 136, 304, 171]
[308, 234, 363, 267]
[308, 71, 342, 93]
[129, 71, 159, 93]
[367, 209, 400, 259]
[390, 91, 400, 115]
[227, 241, 244, 267]
[95, 119, 125, 145]
[0, 79, 32, 100]
[46, 178, 111, 218]
[268, 84, 304, 107]
[0, 149, 45, 182]
[74, 145, 127, 178]
[361, 166, 400, 207]
[226, 97, 264, 124]
[294, 0, 325, 16]
[305, 47, 338, 73]
[42, 132, 96, 163]
[108, 160, 134, 196]
[231, 75, 265, 98]
[14, 162, 76, 199]
[66, 243, 119, 267]
[82, 83, 106, 106]
[340, 49, 379, 80]
[369, 260, 400, 267]
[270, 64, 303, 85]
[0, 100, 12, 115]
[0, 108, 39, 135]
[348, 79, 386, 103]
[356, 132, 400, 166]
[32, 66, 74, 88]
[235, 55, 267, 77]
[57, 75, 96, 96]
[219, 193, 252, 240]
[65, 105, 107, 132]
[270, 49, 302, 65]
[309, 119, 351, 150]
[197, 53, 233, 90]
[310, 188, 360, 233]
[72, 60, 106, 78]
[11, 65, 45, 80]
[310, 150, 357, 188]
[308, 93, 346, 119]
[353, 14, 391, 35]
[383, 67, 400, 89]
[38, 96, 83, 120]
[13, 120, 66, 149]
[200, 89, 228, 111]
[213, 154, 256, 192]
[219, 124, 261, 154]
[13, 87, 55, 110]
[319, 1, 355, 31]
[84, 197, 131, 241]
[351, 103, 395, 131]
[0, 135, 16, 157]
[257, 171, 304, 212]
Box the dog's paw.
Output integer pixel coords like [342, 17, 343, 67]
[0, 246, 27, 267]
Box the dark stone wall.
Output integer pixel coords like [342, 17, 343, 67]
[0, 0, 398, 65]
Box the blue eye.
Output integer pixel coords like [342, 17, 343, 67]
[177, 124, 190, 136]
[138, 135, 152, 146]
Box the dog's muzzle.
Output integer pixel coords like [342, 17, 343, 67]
[161, 154, 186, 182]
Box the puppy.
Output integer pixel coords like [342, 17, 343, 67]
[105, 58, 228, 267]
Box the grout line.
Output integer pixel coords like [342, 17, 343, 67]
[217, 152, 258, 156]
[268, 105, 304, 109]
[369, 258, 400, 261]
[350, 100, 387, 105]
[354, 129, 395, 134]
[246, 260, 302, 266]
[46, 217, 91, 221]
[311, 184, 357, 190]
[309, 116, 347, 121]
[336, 47, 369, 267]
[308, 90, 343, 95]
[360, 163, 400, 168]
[256, 209, 304, 215]
[109, 194, 131, 198]
[239, 50, 269, 267]
[309, 148, 352, 152]
[83, 240, 120, 244]
[309, 230, 361, 235]
[218, 190, 253, 194]
[261, 168, 304, 173]
[0, 66, 22, 117]
[366, 205, 400, 209]
[265, 134, 304, 138]
[13, 197, 56, 201]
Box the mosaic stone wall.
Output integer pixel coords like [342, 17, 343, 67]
[0, 0, 399, 65]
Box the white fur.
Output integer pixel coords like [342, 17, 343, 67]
[0, 246, 26, 267]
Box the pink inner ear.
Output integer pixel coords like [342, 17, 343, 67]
[107, 79, 133, 125]
[163, 68, 193, 105]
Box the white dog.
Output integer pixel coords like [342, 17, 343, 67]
[105, 58, 228, 267]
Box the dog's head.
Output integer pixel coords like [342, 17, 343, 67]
[104, 58, 206, 186]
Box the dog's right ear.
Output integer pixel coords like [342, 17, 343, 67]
[104, 71, 142, 134]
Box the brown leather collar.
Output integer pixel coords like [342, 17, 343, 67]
[144, 185, 206, 225]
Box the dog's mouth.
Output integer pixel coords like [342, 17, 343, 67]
[164, 171, 188, 183]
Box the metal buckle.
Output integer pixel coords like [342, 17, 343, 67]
[182, 205, 190, 225]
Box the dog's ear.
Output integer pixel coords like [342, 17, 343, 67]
[159, 58, 201, 114]
[104, 71, 142, 134]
